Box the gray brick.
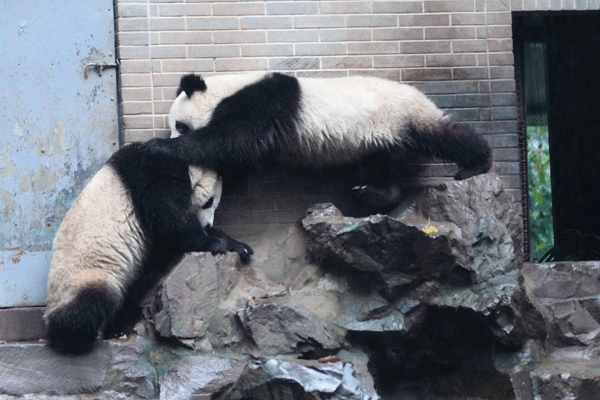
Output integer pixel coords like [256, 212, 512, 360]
[216, 58, 268, 72]
[486, 12, 512, 25]
[160, 31, 212, 45]
[428, 94, 455, 108]
[215, 30, 266, 44]
[481, 26, 512, 39]
[402, 68, 452, 81]
[214, 2, 265, 16]
[490, 66, 515, 79]
[296, 43, 347, 56]
[121, 74, 151, 88]
[562, 0, 576, 8]
[121, 101, 153, 115]
[489, 52, 514, 66]
[123, 129, 153, 144]
[372, 1, 422, 13]
[493, 134, 519, 148]
[424, 1, 475, 12]
[492, 106, 518, 120]
[536, 0, 551, 9]
[480, 108, 492, 121]
[425, 27, 476, 40]
[119, 32, 149, 46]
[479, 80, 490, 92]
[427, 54, 477, 67]
[119, 60, 151, 74]
[401, 41, 451, 54]
[266, 2, 318, 15]
[576, 0, 589, 9]
[153, 100, 174, 114]
[348, 41, 399, 55]
[447, 108, 480, 121]
[162, 59, 214, 72]
[188, 17, 240, 30]
[122, 115, 154, 129]
[319, 2, 371, 14]
[158, 3, 211, 17]
[511, 0, 524, 10]
[451, 13, 486, 25]
[494, 161, 520, 175]
[349, 69, 400, 81]
[454, 94, 491, 107]
[463, 121, 491, 134]
[297, 70, 347, 78]
[492, 121, 518, 134]
[268, 29, 319, 43]
[321, 56, 372, 69]
[494, 148, 520, 162]
[152, 73, 183, 87]
[269, 57, 319, 70]
[397, 14, 450, 27]
[118, 18, 148, 31]
[374, 55, 424, 68]
[346, 15, 397, 28]
[428, 80, 479, 94]
[491, 79, 516, 93]
[478, 54, 489, 66]
[150, 18, 185, 31]
[491, 93, 517, 106]
[121, 87, 152, 101]
[118, 4, 147, 18]
[242, 44, 294, 57]
[485, 0, 510, 11]
[151, 45, 186, 59]
[453, 67, 489, 80]
[452, 39, 487, 53]
[241, 16, 292, 30]
[294, 15, 345, 28]
[373, 27, 423, 41]
[320, 29, 372, 42]
[188, 45, 240, 58]
[119, 46, 150, 60]
[488, 39, 513, 52]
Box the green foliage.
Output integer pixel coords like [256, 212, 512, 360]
[527, 126, 554, 261]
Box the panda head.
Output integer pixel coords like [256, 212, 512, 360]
[169, 74, 212, 138]
[189, 165, 223, 229]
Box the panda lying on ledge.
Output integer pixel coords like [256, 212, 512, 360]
[45, 143, 252, 355]
[145, 72, 492, 210]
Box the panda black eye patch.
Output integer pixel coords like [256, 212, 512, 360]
[202, 197, 214, 209]
[175, 121, 191, 135]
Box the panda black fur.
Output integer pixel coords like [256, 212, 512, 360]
[44, 143, 252, 355]
[151, 72, 492, 208]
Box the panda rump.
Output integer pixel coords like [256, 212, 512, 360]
[165, 72, 492, 181]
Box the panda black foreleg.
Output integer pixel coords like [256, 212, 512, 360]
[206, 227, 254, 263]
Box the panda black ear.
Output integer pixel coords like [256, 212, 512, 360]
[178, 74, 207, 98]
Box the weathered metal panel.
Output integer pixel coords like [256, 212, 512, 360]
[0, 0, 118, 306]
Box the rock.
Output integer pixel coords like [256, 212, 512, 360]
[160, 356, 246, 400]
[302, 203, 455, 280]
[528, 360, 600, 399]
[0, 343, 110, 396]
[240, 303, 346, 356]
[145, 252, 242, 345]
[218, 359, 378, 400]
[522, 262, 600, 347]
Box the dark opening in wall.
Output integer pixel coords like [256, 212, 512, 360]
[514, 12, 600, 261]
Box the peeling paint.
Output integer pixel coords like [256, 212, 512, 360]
[0, 153, 17, 178]
[0, 189, 15, 220]
[12, 122, 24, 137]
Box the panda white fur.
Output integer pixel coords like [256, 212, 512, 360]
[155, 72, 492, 208]
[44, 142, 252, 354]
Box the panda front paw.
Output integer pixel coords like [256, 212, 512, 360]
[208, 230, 254, 263]
[351, 184, 402, 210]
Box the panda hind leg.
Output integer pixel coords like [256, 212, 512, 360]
[45, 283, 120, 354]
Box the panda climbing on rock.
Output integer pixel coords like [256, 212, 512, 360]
[146, 72, 492, 210]
[44, 143, 253, 355]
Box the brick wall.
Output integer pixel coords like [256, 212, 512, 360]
[114, 0, 600, 241]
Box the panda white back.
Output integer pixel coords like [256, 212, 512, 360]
[46, 164, 146, 315]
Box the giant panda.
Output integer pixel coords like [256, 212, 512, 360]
[149, 72, 492, 209]
[44, 142, 253, 355]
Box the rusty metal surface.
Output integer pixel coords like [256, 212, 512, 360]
[0, 0, 118, 306]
